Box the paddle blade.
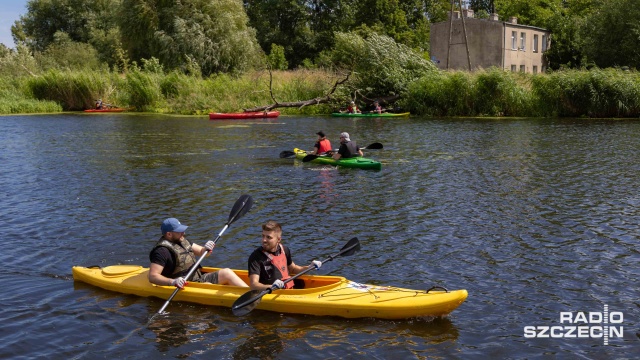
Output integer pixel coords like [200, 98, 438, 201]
[339, 237, 360, 256]
[302, 154, 319, 162]
[279, 151, 296, 159]
[227, 194, 253, 225]
[232, 289, 267, 316]
[364, 143, 383, 150]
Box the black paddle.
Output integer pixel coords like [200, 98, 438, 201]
[302, 143, 383, 162]
[279, 150, 296, 159]
[231, 237, 361, 316]
[156, 194, 254, 314]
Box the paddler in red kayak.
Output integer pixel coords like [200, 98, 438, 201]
[247, 220, 322, 290]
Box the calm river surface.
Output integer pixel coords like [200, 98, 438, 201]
[1, 113, 638, 359]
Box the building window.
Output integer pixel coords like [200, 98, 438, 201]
[511, 65, 517, 72]
[542, 35, 547, 52]
[533, 66, 538, 74]
[520, 65, 525, 72]
[533, 34, 539, 53]
[520, 33, 526, 51]
[512, 31, 517, 50]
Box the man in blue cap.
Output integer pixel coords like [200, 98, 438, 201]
[148, 218, 248, 288]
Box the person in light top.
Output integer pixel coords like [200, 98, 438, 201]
[346, 101, 360, 114]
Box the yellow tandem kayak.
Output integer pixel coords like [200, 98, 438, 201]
[72, 265, 467, 319]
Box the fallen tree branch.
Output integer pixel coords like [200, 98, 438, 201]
[243, 71, 352, 112]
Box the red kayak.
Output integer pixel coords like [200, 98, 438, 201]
[209, 111, 280, 120]
[84, 108, 127, 113]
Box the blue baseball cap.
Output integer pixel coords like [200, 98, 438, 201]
[161, 218, 188, 234]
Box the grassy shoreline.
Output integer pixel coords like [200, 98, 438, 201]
[1, 68, 639, 118]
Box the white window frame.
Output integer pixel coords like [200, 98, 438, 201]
[520, 32, 526, 51]
[533, 34, 539, 53]
[511, 31, 517, 50]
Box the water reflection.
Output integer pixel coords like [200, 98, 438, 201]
[233, 319, 286, 360]
[148, 317, 191, 353]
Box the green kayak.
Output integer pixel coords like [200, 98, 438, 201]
[331, 112, 410, 117]
[294, 148, 382, 170]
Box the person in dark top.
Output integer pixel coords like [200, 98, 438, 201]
[247, 220, 322, 291]
[332, 132, 363, 160]
[149, 217, 248, 288]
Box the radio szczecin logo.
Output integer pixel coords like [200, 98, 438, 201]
[524, 305, 623, 345]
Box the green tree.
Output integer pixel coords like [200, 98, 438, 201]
[330, 31, 436, 97]
[120, 0, 262, 76]
[267, 44, 288, 70]
[244, 0, 316, 69]
[36, 31, 102, 70]
[13, 0, 123, 68]
[582, 0, 640, 68]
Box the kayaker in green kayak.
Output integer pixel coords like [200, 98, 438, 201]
[148, 217, 249, 288]
[248, 220, 322, 291]
[373, 100, 385, 114]
[333, 132, 363, 160]
[346, 100, 361, 114]
[310, 131, 332, 155]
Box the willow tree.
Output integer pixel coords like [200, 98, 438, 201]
[120, 0, 262, 76]
[330, 32, 437, 100]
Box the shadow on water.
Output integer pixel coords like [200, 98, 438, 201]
[73, 279, 461, 359]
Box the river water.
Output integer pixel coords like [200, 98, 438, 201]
[1, 113, 638, 359]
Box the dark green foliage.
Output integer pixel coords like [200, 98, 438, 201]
[581, 0, 640, 69]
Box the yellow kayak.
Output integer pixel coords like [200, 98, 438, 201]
[72, 265, 467, 319]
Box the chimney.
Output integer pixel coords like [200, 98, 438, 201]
[449, 11, 461, 20]
[463, 9, 474, 18]
[509, 17, 518, 24]
[489, 13, 499, 21]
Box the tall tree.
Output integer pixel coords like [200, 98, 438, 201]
[15, 0, 120, 49]
[582, 0, 640, 68]
[244, 0, 316, 68]
[13, 0, 123, 67]
[120, 0, 262, 75]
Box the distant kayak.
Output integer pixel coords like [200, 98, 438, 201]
[209, 111, 280, 120]
[294, 148, 382, 170]
[84, 108, 127, 113]
[331, 112, 410, 117]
